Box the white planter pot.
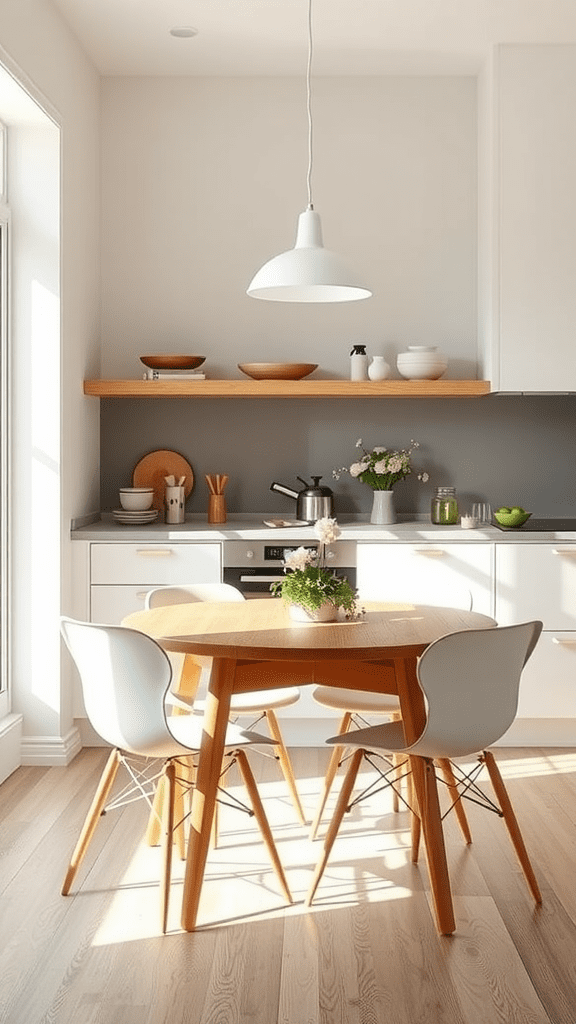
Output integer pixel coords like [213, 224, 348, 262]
[288, 601, 338, 623]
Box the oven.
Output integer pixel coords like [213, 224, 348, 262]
[223, 539, 357, 598]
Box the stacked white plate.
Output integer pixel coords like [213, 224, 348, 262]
[112, 509, 159, 525]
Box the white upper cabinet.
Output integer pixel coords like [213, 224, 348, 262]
[479, 45, 576, 392]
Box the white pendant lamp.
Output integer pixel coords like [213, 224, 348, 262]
[247, 0, 371, 303]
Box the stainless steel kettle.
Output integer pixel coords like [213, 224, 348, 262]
[270, 476, 335, 523]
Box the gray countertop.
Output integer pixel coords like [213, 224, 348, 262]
[70, 514, 576, 543]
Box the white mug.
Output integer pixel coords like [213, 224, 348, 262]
[165, 485, 185, 524]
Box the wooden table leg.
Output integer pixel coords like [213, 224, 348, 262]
[180, 656, 236, 932]
[394, 656, 455, 936]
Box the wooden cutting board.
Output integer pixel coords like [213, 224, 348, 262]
[132, 449, 194, 511]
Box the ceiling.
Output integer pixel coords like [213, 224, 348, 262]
[50, 0, 576, 77]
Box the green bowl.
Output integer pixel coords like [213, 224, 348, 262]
[493, 510, 532, 528]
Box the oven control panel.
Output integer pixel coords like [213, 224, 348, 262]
[263, 545, 316, 561]
[222, 539, 357, 596]
[223, 539, 357, 567]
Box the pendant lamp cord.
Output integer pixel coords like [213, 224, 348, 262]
[306, 0, 314, 210]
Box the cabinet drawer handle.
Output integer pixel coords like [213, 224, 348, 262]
[413, 549, 445, 557]
[552, 637, 576, 645]
[551, 549, 576, 556]
[136, 549, 173, 556]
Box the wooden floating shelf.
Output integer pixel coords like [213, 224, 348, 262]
[83, 379, 491, 398]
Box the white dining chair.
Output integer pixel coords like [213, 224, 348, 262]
[145, 584, 306, 825]
[60, 616, 292, 933]
[306, 619, 543, 911]
[310, 579, 474, 838]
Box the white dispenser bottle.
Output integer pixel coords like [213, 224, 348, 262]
[350, 344, 369, 381]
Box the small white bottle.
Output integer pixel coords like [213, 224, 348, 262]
[350, 344, 369, 381]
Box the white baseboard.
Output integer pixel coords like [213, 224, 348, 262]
[20, 725, 83, 765]
[0, 713, 23, 783]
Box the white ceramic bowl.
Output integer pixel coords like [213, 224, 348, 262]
[397, 346, 448, 381]
[119, 487, 154, 511]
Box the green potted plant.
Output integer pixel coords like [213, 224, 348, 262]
[271, 518, 359, 621]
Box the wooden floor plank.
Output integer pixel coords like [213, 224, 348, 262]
[1, 747, 574, 1024]
[439, 895, 550, 1024]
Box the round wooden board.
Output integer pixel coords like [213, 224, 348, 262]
[132, 449, 194, 511]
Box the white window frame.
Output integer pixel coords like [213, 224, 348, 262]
[0, 122, 6, 202]
[0, 199, 10, 716]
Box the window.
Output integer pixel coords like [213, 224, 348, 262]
[0, 121, 9, 708]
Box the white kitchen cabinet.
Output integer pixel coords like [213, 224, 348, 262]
[90, 543, 221, 624]
[91, 543, 221, 588]
[90, 585, 159, 624]
[516, 633, 576, 718]
[72, 541, 221, 719]
[495, 544, 576, 716]
[356, 543, 494, 618]
[495, 544, 576, 629]
[479, 45, 576, 391]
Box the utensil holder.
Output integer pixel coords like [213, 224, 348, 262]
[208, 494, 227, 524]
[165, 485, 185, 524]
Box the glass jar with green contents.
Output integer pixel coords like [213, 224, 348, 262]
[431, 486, 458, 525]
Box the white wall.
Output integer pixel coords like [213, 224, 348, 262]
[101, 75, 477, 380]
[0, 0, 100, 768]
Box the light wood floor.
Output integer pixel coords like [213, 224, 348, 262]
[1, 745, 576, 1024]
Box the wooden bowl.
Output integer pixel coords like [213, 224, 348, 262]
[238, 362, 318, 380]
[140, 355, 205, 370]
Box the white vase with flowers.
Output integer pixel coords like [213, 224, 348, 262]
[334, 438, 429, 524]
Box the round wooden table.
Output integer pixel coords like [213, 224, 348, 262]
[124, 598, 495, 933]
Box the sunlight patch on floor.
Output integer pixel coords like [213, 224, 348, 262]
[88, 749, 575, 944]
[90, 767, 415, 943]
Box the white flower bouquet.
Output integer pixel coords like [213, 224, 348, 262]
[334, 438, 429, 491]
[270, 518, 359, 617]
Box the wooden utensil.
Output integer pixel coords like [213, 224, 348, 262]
[205, 474, 228, 523]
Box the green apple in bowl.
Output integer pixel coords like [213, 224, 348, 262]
[494, 506, 532, 528]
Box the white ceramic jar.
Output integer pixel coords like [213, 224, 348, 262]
[396, 345, 448, 381]
[368, 356, 391, 381]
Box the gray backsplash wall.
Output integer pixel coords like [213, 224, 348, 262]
[100, 395, 576, 518]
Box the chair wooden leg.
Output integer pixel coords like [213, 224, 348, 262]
[173, 763, 188, 861]
[62, 748, 121, 895]
[437, 758, 472, 845]
[146, 776, 164, 847]
[265, 709, 307, 825]
[306, 747, 364, 906]
[148, 771, 186, 855]
[310, 712, 353, 840]
[234, 748, 293, 904]
[482, 750, 542, 904]
[160, 760, 176, 933]
[409, 770, 421, 862]
[391, 754, 402, 813]
[390, 712, 403, 812]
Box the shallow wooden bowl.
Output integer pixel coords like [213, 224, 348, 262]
[238, 362, 318, 380]
[140, 355, 205, 370]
